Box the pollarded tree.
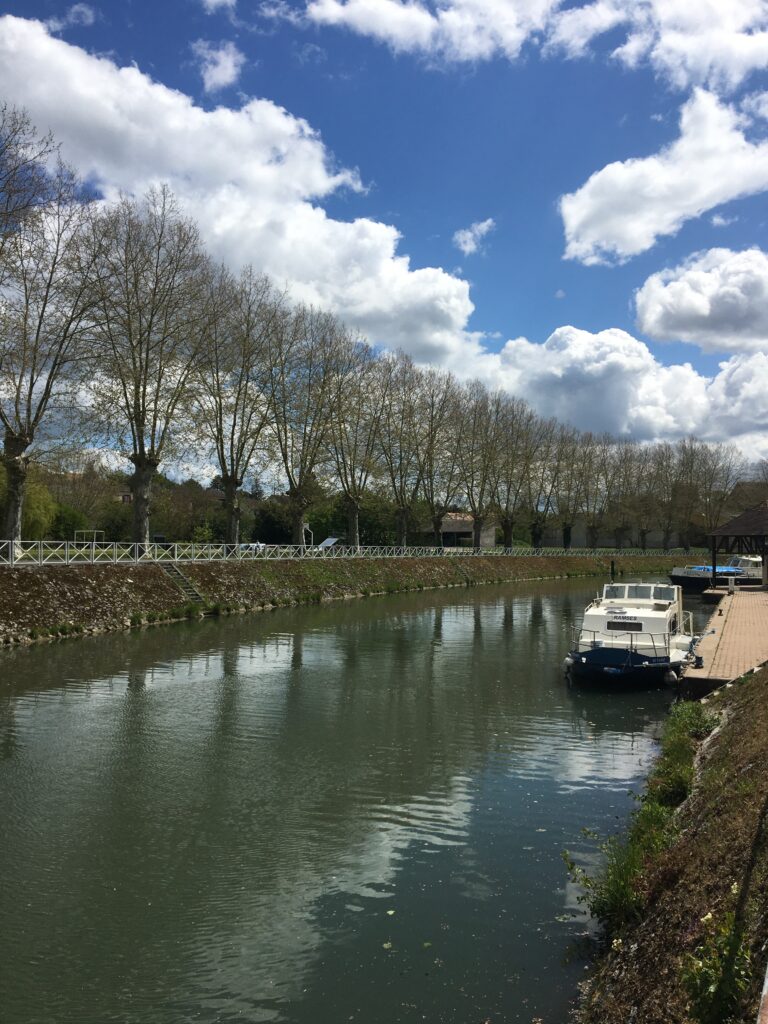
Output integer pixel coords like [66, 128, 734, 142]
[549, 425, 583, 549]
[456, 380, 502, 549]
[416, 368, 462, 546]
[377, 352, 425, 548]
[524, 415, 561, 548]
[329, 336, 389, 548]
[0, 161, 96, 541]
[88, 187, 210, 544]
[192, 266, 282, 544]
[491, 395, 541, 549]
[265, 304, 344, 544]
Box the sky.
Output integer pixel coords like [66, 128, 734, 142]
[1, 0, 768, 455]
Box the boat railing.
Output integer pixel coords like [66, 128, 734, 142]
[572, 625, 673, 659]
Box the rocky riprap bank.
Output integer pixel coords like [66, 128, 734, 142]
[0, 553, 681, 646]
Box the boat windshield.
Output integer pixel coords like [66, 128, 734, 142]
[603, 585, 625, 599]
[626, 585, 653, 600]
[652, 585, 676, 602]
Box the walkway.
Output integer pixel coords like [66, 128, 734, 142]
[685, 589, 768, 686]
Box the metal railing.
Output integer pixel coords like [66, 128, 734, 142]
[0, 539, 682, 567]
[572, 610, 694, 660]
[572, 626, 674, 659]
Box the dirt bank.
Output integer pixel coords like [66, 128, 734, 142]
[575, 666, 768, 1024]
[0, 553, 681, 647]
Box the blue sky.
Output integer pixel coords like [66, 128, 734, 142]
[2, 1, 768, 451]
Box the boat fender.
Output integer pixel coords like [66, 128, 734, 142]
[562, 656, 574, 671]
[664, 669, 678, 686]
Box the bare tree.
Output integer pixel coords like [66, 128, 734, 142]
[0, 105, 56, 274]
[193, 266, 281, 543]
[265, 305, 342, 544]
[699, 441, 746, 532]
[524, 416, 560, 548]
[0, 162, 95, 540]
[549, 425, 583, 549]
[416, 368, 462, 546]
[377, 352, 424, 547]
[456, 381, 501, 549]
[329, 337, 388, 548]
[89, 187, 210, 544]
[491, 396, 541, 549]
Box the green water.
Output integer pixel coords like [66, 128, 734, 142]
[0, 577, 703, 1024]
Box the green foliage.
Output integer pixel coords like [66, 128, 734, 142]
[681, 910, 751, 1024]
[252, 495, 293, 543]
[51, 503, 89, 541]
[96, 501, 133, 542]
[191, 521, 214, 543]
[565, 700, 717, 935]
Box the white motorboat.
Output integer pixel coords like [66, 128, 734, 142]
[564, 582, 698, 685]
[669, 555, 763, 593]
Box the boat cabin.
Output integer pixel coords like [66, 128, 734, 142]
[576, 583, 690, 657]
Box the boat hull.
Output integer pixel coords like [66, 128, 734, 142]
[565, 646, 681, 686]
[668, 570, 762, 593]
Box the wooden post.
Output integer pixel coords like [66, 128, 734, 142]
[711, 537, 718, 591]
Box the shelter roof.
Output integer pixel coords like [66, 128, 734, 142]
[712, 501, 768, 538]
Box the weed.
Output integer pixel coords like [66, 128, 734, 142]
[681, 910, 751, 1024]
[565, 700, 717, 935]
[129, 613, 143, 627]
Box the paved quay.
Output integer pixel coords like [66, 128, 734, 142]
[684, 588, 768, 686]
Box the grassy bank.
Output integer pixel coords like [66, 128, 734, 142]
[0, 552, 681, 647]
[573, 668, 768, 1024]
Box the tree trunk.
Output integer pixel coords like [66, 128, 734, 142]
[291, 511, 306, 546]
[501, 518, 514, 549]
[222, 475, 241, 545]
[396, 507, 408, 548]
[662, 526, 673, 551]
[2, 433, 31, 542]
[472, 515, 484, 550]
[432, 514, 444, 547]
[639, 529, 648, 551]
[530, 520, 544, 549]
[128, 454, 159, 546]
[562, 522, 572, 549]
[346, 499, 360, 549]
[586, 522, 599, 550]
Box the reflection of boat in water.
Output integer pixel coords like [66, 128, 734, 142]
[564, 583, 696, 686]
[668, 555, 763, 593]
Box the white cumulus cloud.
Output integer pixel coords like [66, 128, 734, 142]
[45, 3, 96, 33]
[453, 217, 495, 256]
[636, 247, 768, 354]
[191, 39, 246, 92]
[560, 89, 768, 265]
[305, 0, 558, 63]
[0, 15, 473, 365]
[549, 0, 768, 93]
[202, 0, 237, 12]
[303, 0, 768, 92]
[473, 325, 768, 451]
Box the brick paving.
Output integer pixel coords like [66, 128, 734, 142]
[684, 589, 768, 685]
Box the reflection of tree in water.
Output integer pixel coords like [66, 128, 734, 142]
[0, 695, 18, 760]
[1, 577, 667, 1023]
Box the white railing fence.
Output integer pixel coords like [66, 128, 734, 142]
[0, 539, 689, 567]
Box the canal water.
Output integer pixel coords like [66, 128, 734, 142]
[0, 578, 709, 1024]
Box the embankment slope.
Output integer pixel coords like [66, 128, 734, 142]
[0, 553, 680, 645]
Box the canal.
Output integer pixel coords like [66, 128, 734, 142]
[0, 577, 708, 1024]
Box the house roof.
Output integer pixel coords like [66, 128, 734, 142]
[711, 501, 768, 538]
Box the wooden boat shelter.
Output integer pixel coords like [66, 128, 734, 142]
[710, 501, 768, 587]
